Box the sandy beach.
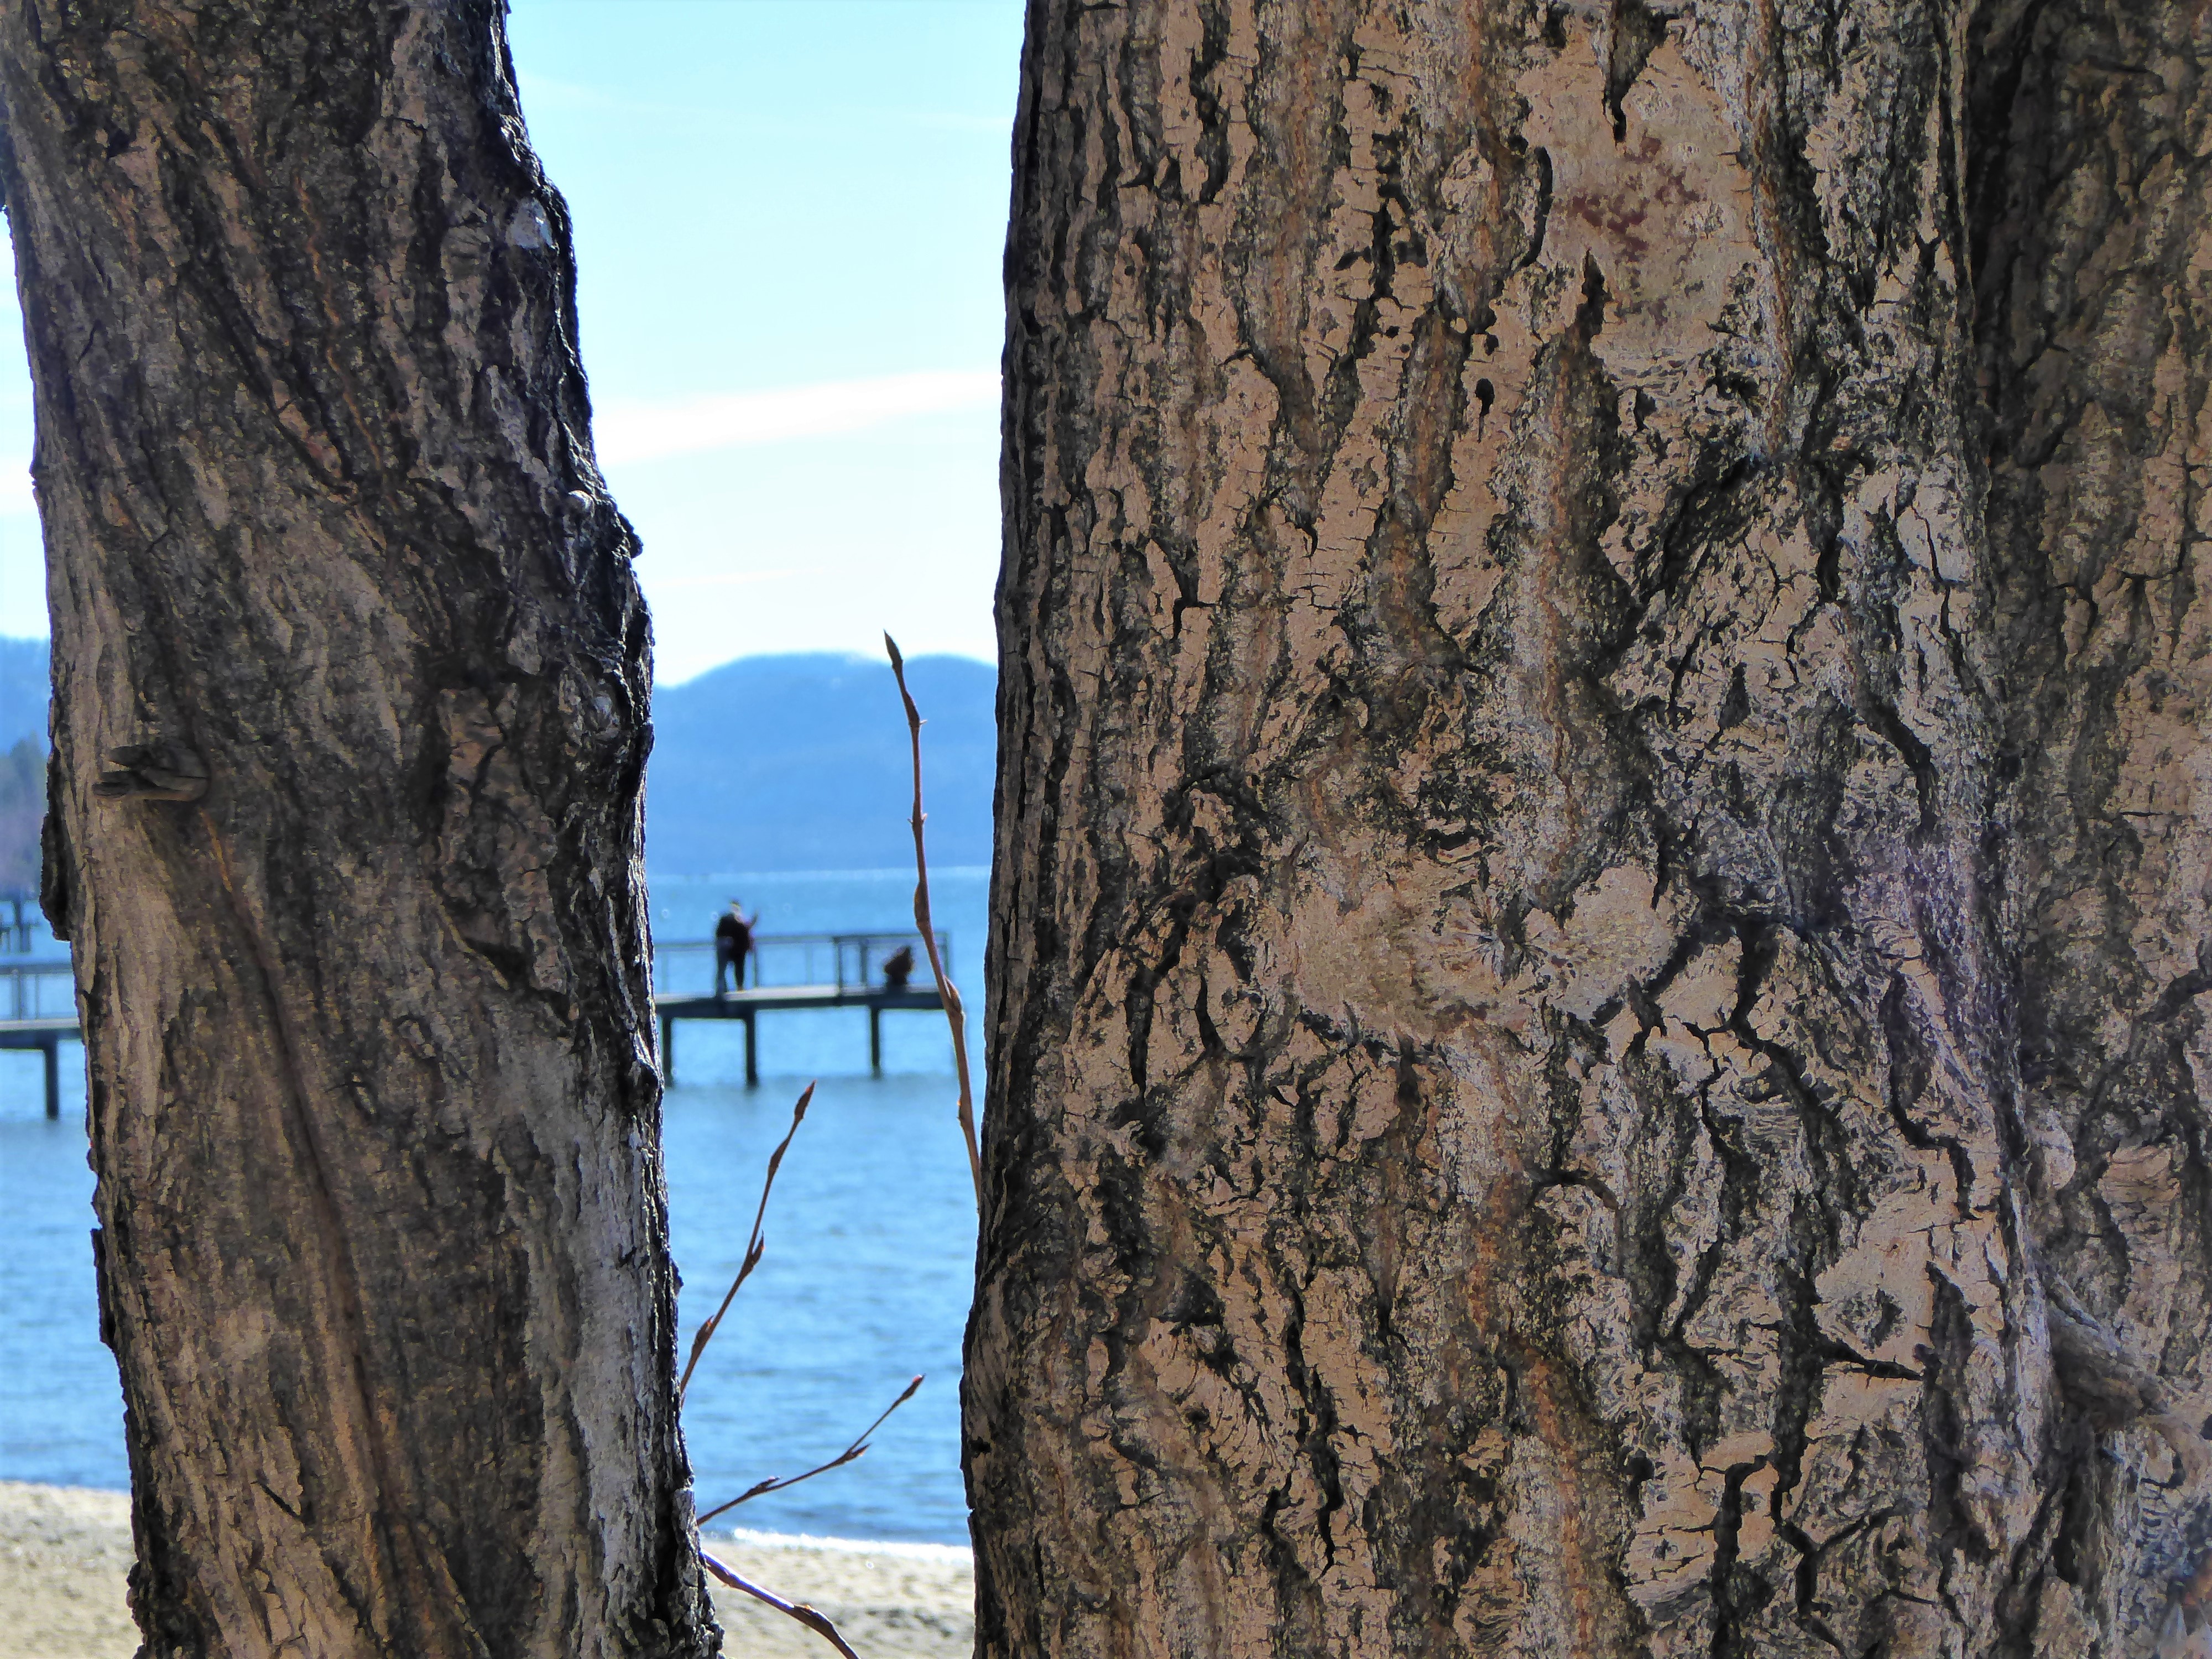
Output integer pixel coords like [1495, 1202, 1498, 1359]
[0, 1481, 973, 1658]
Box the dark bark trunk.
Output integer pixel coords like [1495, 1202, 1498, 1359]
[1976, 2, 2212, 1648]
[0, 4, 714, 1656]
[972, 3, 2211, 1656]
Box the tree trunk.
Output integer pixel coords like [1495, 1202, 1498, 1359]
[0, 6, 714, 1656]
[973, 3, 2211, 1656]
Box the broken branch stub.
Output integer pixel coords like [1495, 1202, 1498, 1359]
[92, 741, 208, 803]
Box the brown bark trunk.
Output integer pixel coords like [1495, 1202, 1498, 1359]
[973, 3, 2211, 1656]
[0, 6, 714, 1657]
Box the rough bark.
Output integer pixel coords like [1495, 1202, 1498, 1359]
[0, 6, 714, 1657]
[973, 3, 2212, 1657]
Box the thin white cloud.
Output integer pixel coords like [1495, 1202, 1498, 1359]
[643, 568, 802, 591]
[594, 370, 999, 466]
[514, 69, 612, 110]
[0, 367, 1001, 507]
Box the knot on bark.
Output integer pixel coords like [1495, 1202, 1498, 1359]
[2044, 1272, 2212, 1485]
[94, 742, 208, 803]
[2047, 1275, 2165, 1422]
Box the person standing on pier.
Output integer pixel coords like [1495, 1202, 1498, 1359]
[714, 900, 757, 995]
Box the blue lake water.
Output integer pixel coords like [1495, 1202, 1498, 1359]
[0, 866, 988, 1546]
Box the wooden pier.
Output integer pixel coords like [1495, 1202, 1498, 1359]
[656, 984, 945, 1087]
[0, 888, 43, 953]
[0, 1016, 72, 1119]
[0, 959, 73, 1117]
[1, 959, 82, 1118]
[651, 931, 949, 1087]
[4, 931, 952, 1114]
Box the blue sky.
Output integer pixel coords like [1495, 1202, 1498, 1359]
[0, 0, 1022, 680]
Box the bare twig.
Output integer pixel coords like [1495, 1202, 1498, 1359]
[677, 1091, 931, 1658]
[696, 1374, 925, 1526]
[883, 633, 983, 1211]
[698, 1548, 864, 1659]
[677, 1082, 816, 1403]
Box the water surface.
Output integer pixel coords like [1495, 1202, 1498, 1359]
[0, 867, 987, 1546]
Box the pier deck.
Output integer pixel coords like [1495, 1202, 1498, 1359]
[0, 1017, 72, 1118]
[656, 983, 945, 1087]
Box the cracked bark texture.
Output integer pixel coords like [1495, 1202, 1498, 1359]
[973, 2, 2212, 1656]
[0, 5, 715, 1657]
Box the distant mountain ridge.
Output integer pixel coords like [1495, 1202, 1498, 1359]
[0, 637, 47, 752]
[648, 651, 995, 873]
[0, 641, 996, 875]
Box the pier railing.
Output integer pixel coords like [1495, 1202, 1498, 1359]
[7, 935, 962, 1107]
[0, 889, 42, 954]
[653, 930, 949, 997]
[0, 959, 75, 1022]
[0, 962, 77, 1117]
[2, 938, 956, 1024]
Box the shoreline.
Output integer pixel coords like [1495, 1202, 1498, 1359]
[715, 1525, 971, 1560]
[0, 1481, 974, 1659]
